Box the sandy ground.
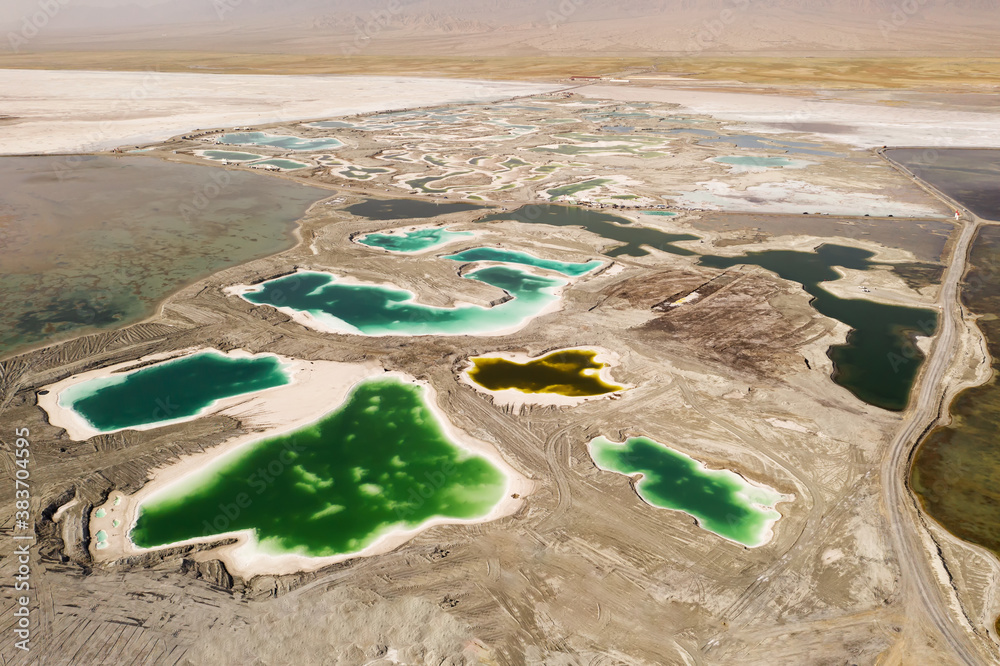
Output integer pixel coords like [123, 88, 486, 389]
[579, 85, 1000, 148]
[83, 364, 531, 578]
[0, 69, 561, 155]
[457, 346, 630, 408]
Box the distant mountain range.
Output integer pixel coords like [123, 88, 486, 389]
[7, 0, 999, 55]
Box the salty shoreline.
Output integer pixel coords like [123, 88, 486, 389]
[225, 266, 573, 338]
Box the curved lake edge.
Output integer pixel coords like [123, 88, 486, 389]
[226, 266, 574, 338]
[459, 346, 631, 407]
[0, 154, 338, 363]
[910, 224, 1000, 554]
[351, 223, 481, 254]
[39, 347, 298, 440]
[589, 435, 794, 548]
[88, 370, 532, 577]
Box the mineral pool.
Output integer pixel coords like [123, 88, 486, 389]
[589, 436, 787, 547]
[443, 247, 603, 277]
[467, 349, 623, 396]
[130, 377, 507, 557]
[356, 227, 475, 253]
[236, 267, 568, 336]
[58, 350, 292, 433]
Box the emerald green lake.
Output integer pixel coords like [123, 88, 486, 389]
[443, 247, 602, 277]
[356, 227, 474, 253]
[699, 244, 938, 411]
[238, 266, 567, 336]
[476, 204, 698, 258]
[589, 436, 786, 547]
[131, 378, 507, 557]
[58, 350, 291, 432]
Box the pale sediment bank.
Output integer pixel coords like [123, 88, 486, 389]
[87, 370, 531, 577]
[0, 69, 563, 155]
[459, 347, 630, 408]
[577, 85, 1000, 149]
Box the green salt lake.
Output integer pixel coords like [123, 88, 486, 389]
[699, 244, 938, 411]
[131, 377, 507, 558]
[589, 436, 787, 547]
[476, 204, 698, 257]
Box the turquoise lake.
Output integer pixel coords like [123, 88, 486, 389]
[238, 267, 567, 336]
[356, 227, 475, 253]
[218, 132, 343, 151]
[59, 350, 291, 432]
[443, 247, 602, 277]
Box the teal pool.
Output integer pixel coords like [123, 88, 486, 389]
[56, 350, 292, 433]
[250, 158, 310, 171]
[711, 156, 811, 171]
[443, 247, 603, 277]
[235, 267, 568, 336]
[356, 227, 475, 253]
[589, 436, 788, 547]
[199, 150, 263, 162]
[218, 132, 343, 151]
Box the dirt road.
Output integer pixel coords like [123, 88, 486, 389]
[881, 150, 992, 664]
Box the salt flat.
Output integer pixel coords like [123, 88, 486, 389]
[0, 69, 562, 154]
[580, 85, 1000, 148]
